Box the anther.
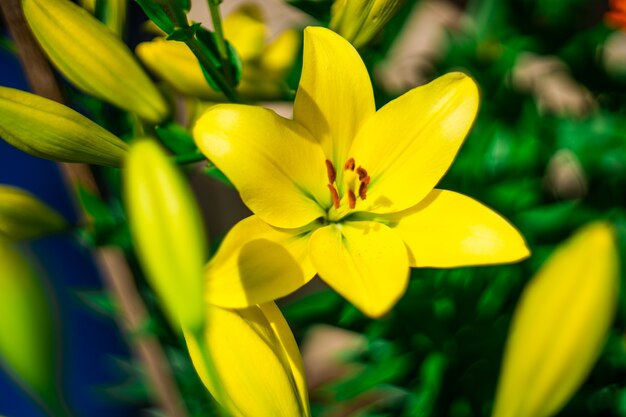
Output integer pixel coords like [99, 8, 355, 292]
[348, 190, 356, 209]
[328, 184, 340, 208]
[344, 158, 355, 171]
[325, 160, 336, 183]
[356, 166, 368, 180]
[358, 180, 368, 200]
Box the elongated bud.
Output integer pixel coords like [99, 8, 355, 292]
[185, 303, 311, 417]
[23, 0, 168, 123]
[124, 139, 206, 332]
[492, 222, 620, 417]
[0, 243, 60, 408]
[330, 0, 403, 49]
[0, 186, 67, 241]
[0, 87, 128, 166]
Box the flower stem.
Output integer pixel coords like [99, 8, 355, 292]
[185, 36, 239, 103]
[207, 0, 232, 84]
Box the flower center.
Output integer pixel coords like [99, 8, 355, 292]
[325, 158, 370, 210]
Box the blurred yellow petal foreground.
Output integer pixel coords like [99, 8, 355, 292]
[23, 0, 168, 123]
[0, 86, 128, 166]
[492, 222, 619, 417]
[0, 185, 67, 241]
[185, 303, 311, 417]
[124, 139, 206, 333]
[194, 26, 530, 318]
[0, 244, 61, 411]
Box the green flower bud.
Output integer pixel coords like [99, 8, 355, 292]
[124, 139, 206, 332]
[0, 243, 60, 408]
[329, 0, 402, 49]
[0, 86, 128, 166]
[0, 185, 67, 241]
[492, 222, 619, 417]
[23, 0, 169, 123]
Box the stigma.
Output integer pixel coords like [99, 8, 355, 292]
[325, 158, 370, 210]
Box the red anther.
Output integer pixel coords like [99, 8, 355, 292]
[325, 160, 336, 183]
[328, 184, 340, 208]
[362, 175, 371, 186]
[358, 181, 368, 200]
[356, 166, 368, 180]
[344, 158, 355, 171]
[348, 189, 356, 209]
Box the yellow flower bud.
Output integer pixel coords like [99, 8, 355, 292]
[0, 243, 59, 406]
[0, 185, 67, 241]
[124, 139, 206, 332]
[23, 0, 168, 123]
[492, 222, 619, 417]
[0, 86, 128, 166]
[185, 303, 311, 417]
[136, 5, 299, 101]
[329, 0, 402, 49]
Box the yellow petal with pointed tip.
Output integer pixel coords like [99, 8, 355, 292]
[185, 303, 311, 417]
[309, 221, 409, 318]
[194, 104, 329, 228]
[492, 222, 619, 417]
[0, 86, 128, 166]
[293, 27, 375, 169]
[385, 190, 530, 267]
[350, 72, 479, 215]
[206, 215, 317, 308]
[23, 0, 168, 123]
[0, 244, 57, 402]
[0, 185, 67, 241]
[124, 139, 206, 332]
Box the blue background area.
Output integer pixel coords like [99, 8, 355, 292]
[0, 42, 140, 417]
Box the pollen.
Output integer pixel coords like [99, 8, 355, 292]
[344, 157, 355, 171]
[325, 158, 371, 211]
[325, 159, 336, 183]
[328, 183, 340, 208]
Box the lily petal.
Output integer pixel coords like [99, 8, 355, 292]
[194, 104, 330, 228]
[205, 215, 317, 308]
[293, 26, 375, 169]
[385, 190, 529, 267]
[223, 5, 266, 62]
[309, 221, 409, 318]
[350, 72, 479, 214]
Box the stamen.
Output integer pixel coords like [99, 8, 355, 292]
[325, 160, 336, 183]
[344, 158, 355, 171]
[328, 184, 340, 208]
[356, 166, 368, 181]
[358, 180, 369, 200]
[348, 190, 356, 209]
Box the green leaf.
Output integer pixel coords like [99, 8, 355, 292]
[135, 0, 175, 33]
[156, 122, 197, 154]
[203, 163, 233, 188]
[195, 27, 242, 91]
[75, 290, 117, 316]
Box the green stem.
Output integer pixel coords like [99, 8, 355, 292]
[207, 0, 232, 84]
[174, 151, 206, 164]
[185, 37, 239, 103]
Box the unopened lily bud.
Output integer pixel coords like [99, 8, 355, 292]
[0, 243, 59, 406]
[124, 139, 206, 332]
[492, 222, 619, 417]
[330, 0, 403, 49]
[0, 86, 128, 166]
[185, 303, 311, 417]
[23, 0, 168, 123]
[0, 185, 67, 241]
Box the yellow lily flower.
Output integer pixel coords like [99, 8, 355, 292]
[193, 27, 529, 318]
[136, 5, 299, 100]
[0, 185, 67, 241]
[491, 222, 619, 417]
[185, 302, 311, 417]
[330, 0, 403, 49]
